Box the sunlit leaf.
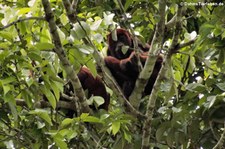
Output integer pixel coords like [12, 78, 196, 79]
[61, 118, 73, 127]
[90, 19, 102, 31]
[71, 21, 90, 39]
[217, 49, 225, 68]
[216, 82, 225, 91]
[90, 96, 104, 107]
[41, 85, 56, 109]
[60, 13, 69, 26]
[207, 96, 217, 108]
[112, 121, 120, 135]
[29, 109, 52, 125]
[18, 8, 31, 15]
[49, 79, 62, 101]
[0, 31, 13, 42]
[54, 134, 68, 149]
[123, 130, 132, 143]
[35, 42, 54, 50]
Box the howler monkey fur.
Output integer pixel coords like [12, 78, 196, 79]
[60, 67, 110, 116]
[105, 47, 163, 98]
[77, 67, 110, 110]
[104, 52, 139, 97]
[107, 28, 134, 59]
[107, 28, 150, 60]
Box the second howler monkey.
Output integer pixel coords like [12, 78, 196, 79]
[61, 67, 110, 115]
[77, 67, 110, 110]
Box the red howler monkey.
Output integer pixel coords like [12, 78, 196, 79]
[77, 67, 110, 110]
[34, 62, 109, 117]
[104, 28, 163, 98]
[104, 52, 139, 97]
[107, 28, 150, 60]
[57, 67, 109, 118]
[105, 51, 163, 98]
[107, 28, 134, 59]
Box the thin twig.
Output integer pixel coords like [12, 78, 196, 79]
[0, 17, 45, 30]
[213, 122, 225, 149]
[16, 99, 76, 110]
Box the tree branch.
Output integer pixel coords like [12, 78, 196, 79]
[141, 2, 183, 149]
[41, 0, 91, 114]
[165, 7, 186, 30]
[62, 0, 77, 23]
[16, 99, 76, 110]
[129, 0, 166, 109]
[174, 38, 196, 52]
[212, 122, 225, 149]
[0, 17, 45, 30]
[165, 14, 177, 30]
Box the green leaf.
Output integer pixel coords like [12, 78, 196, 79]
[86, 62, 97, 77]
[54, 134, 68, 149]
[124, 0, 133, 11]
[156, 122, 170, 141]
[90, 19, 102, 31]
[0, 77, 16, 95]
[83, 116, 102, 123]
[167, 128, 175, 147]
[2, 85, 10, 95]
[18, 21, 27, 34]
[63, 129, 78, 140]
[199, 23, 214, 38]
[186, 83, 205, 92]
[213, 28, 222, 37]
[78, 45, 94, 54]
[35, 42, 54, 50]
[188, 56, 196, 73]
[60, 14, 69, 26]
[18, 8, 31, 15]
[0, 31, 13, 42]
[90, 96, 104, 107]
[216, 82, 225, 91]
[123, 130, 132, 143]
[207, 96, 217, 108]
[57, 27, 66, 44]
[40, 26, 52, 42]
[41, 85, 56, 109]
[28, 52, 42, 62]
[0, 42, 10, 49]
[221, 31, 225, 39]
[61, 118, 73, 127]
[21, 90, 32, 108]
[7, 94, 18, 121]
[49, 80, 61, 101]
[71, 21, 91, 40]
[217, 50, 225, 68]
[112, 121, 120, 135]
[29, 109, 52, 125]
[121, 46, 129, 55]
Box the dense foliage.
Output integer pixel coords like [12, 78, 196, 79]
[0, 0, 225, 148]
